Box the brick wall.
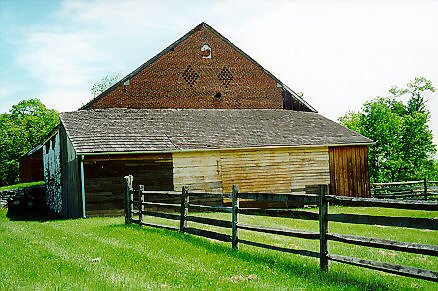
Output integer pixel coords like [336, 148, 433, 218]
[85, 24, 284, 110]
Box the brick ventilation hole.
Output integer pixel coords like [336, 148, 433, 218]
[218, 66, 233, 88]
[182, 65, 199, 87]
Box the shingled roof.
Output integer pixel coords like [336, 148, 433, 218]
[60, 109, 372, 154]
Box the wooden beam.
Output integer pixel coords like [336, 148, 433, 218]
[179, 186, 189, 232]
[239, 208, 319, 220]
[238, 192, 319, 205]
[328, 214, 438, 230]
[328, 254, 438, 282]
[238, 224, 319, 239]
[232, 185, 239, 249]
[185, 227, 232, 242]
[328, 233, 438, 256]
[326, 195, 438, 211]
[239, 239, 319, 258]
[188, 204, 233, 213]
[143, 211, 180, 221]
[319, 185, 329, 271]
[141, 222, 178, 231]
[142, 201, 181, 209]
[186, 215, 232, 228]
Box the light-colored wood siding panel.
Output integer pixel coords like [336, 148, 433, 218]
[220, 149, 291, 193]
[173, 151, 222, 193]
[220, 147, 330, 193]
[174, 147, 331, 194]
[289, 147, 330, 193]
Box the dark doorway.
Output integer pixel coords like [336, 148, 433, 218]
[84, 154, 173, 216]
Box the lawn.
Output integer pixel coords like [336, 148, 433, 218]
[0, 181, 44, 191]
[0, 207, 437, 289]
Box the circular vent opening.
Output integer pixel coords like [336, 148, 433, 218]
[215, 92, 222, 99]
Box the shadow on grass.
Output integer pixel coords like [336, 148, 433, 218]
[109, 223, 392, 290]
[6, 207, 61, 222]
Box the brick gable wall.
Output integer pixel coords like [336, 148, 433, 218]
[85, 25, 284, 109]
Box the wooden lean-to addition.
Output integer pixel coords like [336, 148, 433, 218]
[329, 146, 370, 197]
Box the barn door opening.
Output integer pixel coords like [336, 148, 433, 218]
[83, 154, 173, 216]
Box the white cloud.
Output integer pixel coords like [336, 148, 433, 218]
[17, 31, 107, 87]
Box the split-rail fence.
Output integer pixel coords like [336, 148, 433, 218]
[372, 179, 438, 200]
[123, 175, 438, 282]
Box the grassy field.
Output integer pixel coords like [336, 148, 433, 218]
[0, 207, 437, 289]
[0, 181, 44, 191]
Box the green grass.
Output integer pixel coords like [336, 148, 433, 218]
[0, 207, 437, 289]
[0, 181, 44, 191]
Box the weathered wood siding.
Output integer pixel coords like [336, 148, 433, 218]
[173, 151, 222, 192]
[329, 146, 370, 197]
[173, 147, 330, 194]
[221, 147, 330, 193]
[19, 147, 44, 183]
[42, 132, 62, 214]
[59, 126, 81, 218]
[288, 147, 331, 193]
[84, 154, 173, 216]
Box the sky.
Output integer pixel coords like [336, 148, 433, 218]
[1, 0, 437, 147]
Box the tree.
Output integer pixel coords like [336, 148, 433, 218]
[90, 73, 121, 97]
[339, 77, 436, 182]
[0, 99, 59, 186]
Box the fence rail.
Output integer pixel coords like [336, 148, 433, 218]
[123, 175, 438, 282]
[372, 178, 438, 200]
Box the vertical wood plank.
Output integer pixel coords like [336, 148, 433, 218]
[319, 184, 329, 271]
[124, 175, 133, 224]
[424, 178, 428, 200]
[358, 146, 364, 197]
[352, 146, 358, 197]
[340, 147, 346, 197]
[139, 185, 144, 225]
[180, 186, 189, 232]
[232, 185, 240, 250]
[329, 148, 335, 195]
[363, 146, 370, 197]
[333, 147, 339, 195]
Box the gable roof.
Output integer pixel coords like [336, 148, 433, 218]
[60, 109, 372, 154]
[80, 22, 316, 112]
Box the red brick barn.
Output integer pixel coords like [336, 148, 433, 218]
[21, 23, 372, 218]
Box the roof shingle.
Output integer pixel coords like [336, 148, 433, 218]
[60, 109, 372, 154]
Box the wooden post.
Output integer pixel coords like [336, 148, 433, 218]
[139, 185, 144, 226]
[232, 185, 239, 250]
[319, 184, 329, 271]
[180, 186, 189, 232]
[424, 178, 428, 201]
[124, 175, 133, 224]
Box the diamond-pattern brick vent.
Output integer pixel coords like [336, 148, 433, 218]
[182, 65, 199, 87]
[218, 66, 233, 88]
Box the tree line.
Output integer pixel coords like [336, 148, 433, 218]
[339, 77, 437, 182]
[0, 99, 58, 186]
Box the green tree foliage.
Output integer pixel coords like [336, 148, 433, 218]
[0, 99, 59, 186]
[90, 73, 121, 97]
[339, 77, 436, 182]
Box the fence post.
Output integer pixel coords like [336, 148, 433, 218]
[180, 186, 189, 232]
[139, 185, 144, 226]
[319, 184, 329, 271]
[424, 178, 428, 201]
[232, 185, 239, 250]
[124, 175, 133, 224]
